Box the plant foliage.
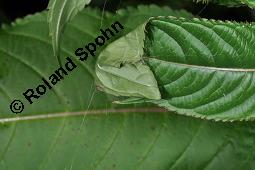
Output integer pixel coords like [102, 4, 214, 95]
[47, 0, 91, 64]
[1, 1, 255, 169]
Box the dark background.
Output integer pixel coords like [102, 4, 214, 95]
[0, 0, 254, 25]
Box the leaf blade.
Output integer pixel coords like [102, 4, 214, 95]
[1, 5, 255, 170]
[144, 17, 255, 121]
[47, 0, 91, 63]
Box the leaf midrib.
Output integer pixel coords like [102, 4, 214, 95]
[147, 57, 255, 72]
[0, 107, 167, 123]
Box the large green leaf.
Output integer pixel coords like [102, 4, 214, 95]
[1, 5, 255, 170]
[1, 111, 255, 170]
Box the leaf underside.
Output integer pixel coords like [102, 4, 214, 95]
[47, 0, 91, 64]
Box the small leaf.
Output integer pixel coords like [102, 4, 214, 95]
[47, 0, 91, 64]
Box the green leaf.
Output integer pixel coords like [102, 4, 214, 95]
[1, 5, 255, 170]
[1, 111, 255, 170]
[47, 0, 91, 64]
[143, 17, 255, 121]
